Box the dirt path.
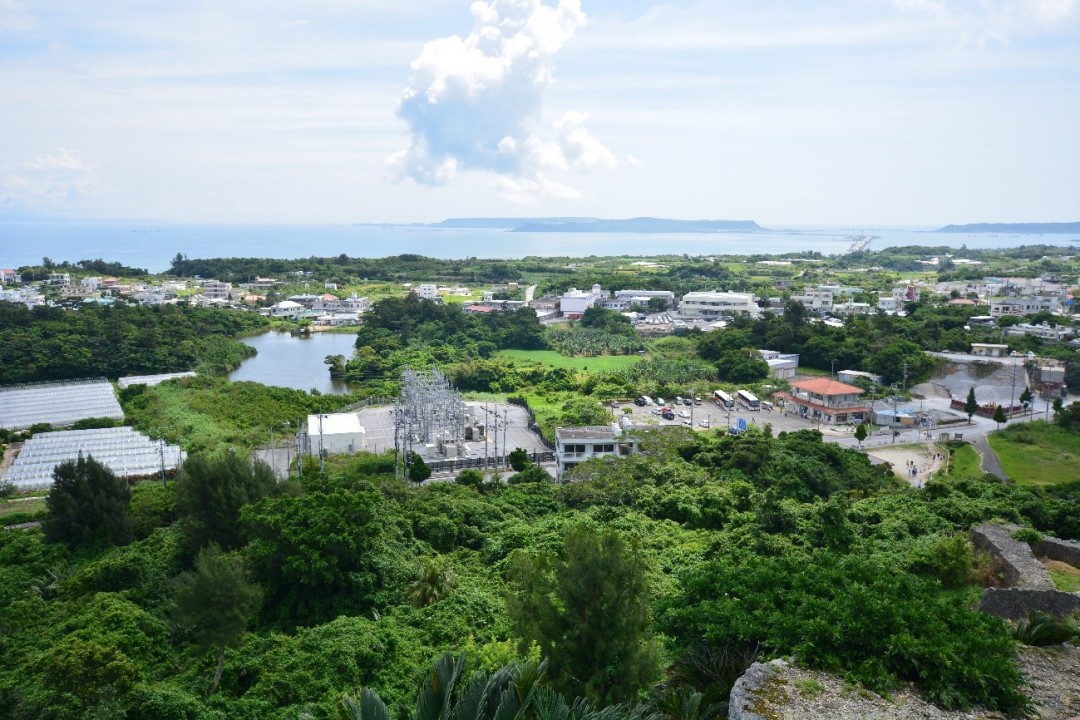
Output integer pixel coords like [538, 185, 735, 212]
[866, 444, 946, 487]
[972, 435, 1007, 481]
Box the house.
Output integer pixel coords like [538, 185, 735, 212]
[679, 291, 759, 319]
[892, 284, 921, 303]
[0, 269, 17, 285]
[758, 350, 799, 380]
[560, 284, 606, 317]
[555, 425, 639, 477]
[202, 280, 232, 300]
[792, 288, 833, 313]
[1003, 323, 1073, 343]
[415, 284, 438, 300]
[832, 301, 872, 317]
[47, 272, 70, 285]
[306, 413, 366, 455]
[990, 296, 1060, 317]
[269, 300, 304, 318]
[971, 343, 1009, 357]
[776, 377, 868, 425]
[342, 294, 371, 314]
[463, 304, 498, 315]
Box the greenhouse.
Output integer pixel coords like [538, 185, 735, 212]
[0, 379, 124, 430]
[3, 426, 185, 490]
[117, 372, 197, 389]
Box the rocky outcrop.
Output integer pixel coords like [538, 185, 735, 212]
[727, 646, 1080, 719]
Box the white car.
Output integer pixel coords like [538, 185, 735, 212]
[679, 410, 690, 418]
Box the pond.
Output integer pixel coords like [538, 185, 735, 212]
[228, 330, 358, 394]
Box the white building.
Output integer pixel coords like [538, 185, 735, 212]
[1003, 322, 1073, 343]
[758, 350, 799, 379]
[877, 296, 902, 313]
[307, 413, 366, 455]
[971, 343, 1009, 358]
[560, 284, 606, 317]
[679, 291, 759, 318]
[0, 269, 18, 285]
[832, 301, 872, 317]
[416, 284, 438, 300]
[269, 300, 304, 318]
[613, 289, 675, 302]
[202, 280, 232, 300]
[990, 296, 1060, 317]
[555, 425, 639, 477]
[791, 288, 833, 312]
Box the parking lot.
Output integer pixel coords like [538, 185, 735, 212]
[615, 395, 815, 434]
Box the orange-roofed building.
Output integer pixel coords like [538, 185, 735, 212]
[777, 377, 868, 425]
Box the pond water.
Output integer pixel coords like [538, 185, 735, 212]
[228, 330, 358, 394]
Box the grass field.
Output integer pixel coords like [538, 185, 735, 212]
[988, 421, 1080, 488]
[945, 444, 986, 481]
[1044, 559, 1080, 592]
[0, 495, 47, 520]
[497, 349, 643, 373]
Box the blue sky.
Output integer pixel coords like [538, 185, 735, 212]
[0, 0, 1077, 225]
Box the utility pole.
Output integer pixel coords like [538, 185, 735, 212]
[891, 384, 899, 444]
[1009, 361, 1017, 418]
[318, 411, 325, 474]
[158, 435, 167, 489]
[284, 421, 291, 477]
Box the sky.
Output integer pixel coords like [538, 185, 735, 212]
[0, 0, 1077, 226]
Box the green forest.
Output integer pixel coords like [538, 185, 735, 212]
[2, 427, 1079, 718]
[0, 303, 268, 384]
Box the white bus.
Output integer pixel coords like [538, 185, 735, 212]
[736, 389, 760, 411]
[713, 390, 734, 409]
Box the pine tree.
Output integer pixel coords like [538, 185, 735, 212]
[43, 453, 132, 548]
[171, 544, 261, 696]
[964, 387, 978, 424]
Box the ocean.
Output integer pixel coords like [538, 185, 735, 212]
[1, 220, 1077, 273]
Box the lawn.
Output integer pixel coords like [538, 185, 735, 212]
[0, 494, 47, 522]
[1043, 559, 1080, 592]
[987, 421, 1080, 488]
[497, 349, 643, 373]
[945, 443, 985, 481]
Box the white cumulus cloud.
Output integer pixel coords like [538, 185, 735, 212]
[0, 148, 107, 212]
[389, 0, 615, 202]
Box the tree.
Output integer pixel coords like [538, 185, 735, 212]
[407, 556, 457, 607]
[507, 523, 661, 705]
[715, 350, 769, 384]
[508, 447, 531, 472]
[854, 422, 868, 447]
[171, 544, 262, 695]
[407, 452, 432, 485]
[964, 387, 978, 424]
[454, 468, 485, 488]
[993, 404, 1008, 429]
[174, 451, 280, 557]
[508, 465, 550, 484]
[43, 453, 132, 548]
[1019, 387, 1033, 412]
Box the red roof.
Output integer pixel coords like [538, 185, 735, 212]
[464, 304, 497, 313]
[948, 298, 977, 305]
[789, 377, 864, 396]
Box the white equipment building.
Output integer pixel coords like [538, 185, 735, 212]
[307, 413, 366, 455]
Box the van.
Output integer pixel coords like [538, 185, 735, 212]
[675, 396, 683, 406]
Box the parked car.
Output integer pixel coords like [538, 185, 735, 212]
[698, 419, 710, 427]
[635, 397, 647, 406]
[656, 398, 665, 406]
[683, 398, 693, 406]
[694, 397, 702, 405]
[679, 410, 690, 418]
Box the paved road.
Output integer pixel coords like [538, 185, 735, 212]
[972, 435, 1007, 481]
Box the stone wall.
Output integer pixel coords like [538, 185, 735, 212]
[1035, 535, 1080, 569]
[979, 587, 1080, 621]
[969, 523, 1055, 590]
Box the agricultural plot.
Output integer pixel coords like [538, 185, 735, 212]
[3, 426, 185, 490]
[0, 379, 124, 430]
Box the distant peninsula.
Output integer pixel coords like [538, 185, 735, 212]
[416, 217, 765, 233]
[936, 221, 1080, 234]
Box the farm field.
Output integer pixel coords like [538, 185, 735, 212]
[497, 349, 643, 373]
[988, 421, 1080, 488]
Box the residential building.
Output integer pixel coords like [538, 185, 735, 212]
[679, 291, 759, 318]
[833, 301, 872, 317]
[416, 284, 438, 300]
[990, 296, 1060, 317]
[269, 300, 304, 318]
[342, 294, 371, 314]
[758, 350, 799, 380]
[555, 425, 639, 477]
[791, 288, 833, 313]
[971, 343, 1008, 357]
[0, 269, 17, 285]
[202, 280, 232, 300]
[613, 289, 675, 303]
[560, 284, 606, 317]
[892, 284, 921, 303]
[776, 377, 868, 425]
[1003, 323, 1073, 343]
[47, 272, 70, 285]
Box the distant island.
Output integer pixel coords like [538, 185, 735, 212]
[937, 221, 1080, 234]
[405, 217, 765, 233]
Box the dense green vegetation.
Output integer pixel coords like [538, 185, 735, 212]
[0, 302, 267, 383]
[4, 425, 1080, 718]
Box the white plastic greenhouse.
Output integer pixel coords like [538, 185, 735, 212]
[3, 427, 185, 490]
[0, 379, 124, 430]
[117, 372, 196, 389]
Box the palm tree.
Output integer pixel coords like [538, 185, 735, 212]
[341, 653, 660, 720]
[407, 557, 458, 607]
